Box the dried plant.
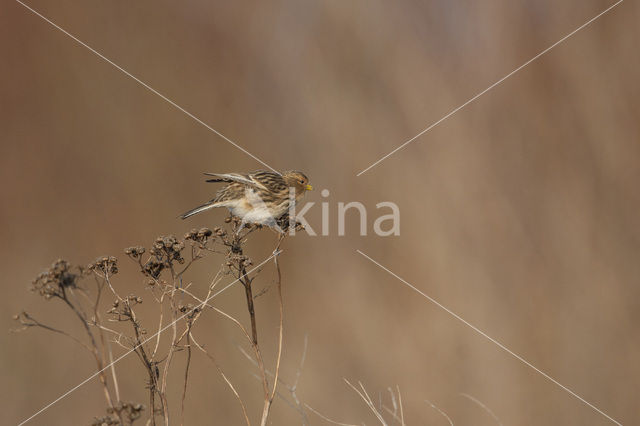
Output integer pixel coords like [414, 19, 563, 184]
[306, 382, 503, 426]
[14, 216, 302, 426]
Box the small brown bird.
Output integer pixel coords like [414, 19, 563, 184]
[180, 170, 312, 227]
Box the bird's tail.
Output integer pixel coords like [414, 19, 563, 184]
[179, 202, 219, 219]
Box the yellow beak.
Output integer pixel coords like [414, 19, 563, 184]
[305, 184, 313, 191]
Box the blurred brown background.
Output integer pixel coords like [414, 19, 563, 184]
[1, 0, 639, 424]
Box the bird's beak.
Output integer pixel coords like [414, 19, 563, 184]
[305, 184, 313, 191]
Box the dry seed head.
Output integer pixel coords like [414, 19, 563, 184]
[31, 259, 79, 299]
[124, 246, 145, 259]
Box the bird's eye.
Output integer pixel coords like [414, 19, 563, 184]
[299, 179, 304, 184]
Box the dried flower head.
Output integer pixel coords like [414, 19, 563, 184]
[124, 246, 146, 260]
[89, 256, 118, 275]
[31, 259, 79, 299]
[106, 295, 142, 319]
[178, 303, 201, 319]
[142, 258, 165, 279]
[184, 227, 214, 245]
[92, 402, 144, 426]
[150, 235, 185, 264]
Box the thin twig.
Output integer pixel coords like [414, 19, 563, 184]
[191, 334, 251, 426]
[382, 406, 402, 424]
[60, 287, 117, 417]
[248, 371, 308, 423]
[425, 399, 454, 426]
[151, 292, 166, 359]
[343, 379, 387, 426]
[459, 393, 502, 426]
[95, 277, 121, 405]
[12, 312, 92, 352]
[180, 322, 193, 426]
[177, 288, 254, 347]
[238, 333, 310, 424]
[388, 388, 398, 421]
[159, 270, 180, 426]
[107, 340, 120, 403]
[263, 235, 286, 425]
[396, 386, 404, 426]
[305, 404, 359, 426]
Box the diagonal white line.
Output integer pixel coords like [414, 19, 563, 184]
[356, 249, 622, 425]
[18, 250, 282, 425]
[15, 0, 279, 174]
[356, 0, 623, 176]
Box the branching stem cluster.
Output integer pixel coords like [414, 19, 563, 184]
[15, 217, 292, 426]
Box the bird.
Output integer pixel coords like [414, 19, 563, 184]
[179, 170, 312, 228]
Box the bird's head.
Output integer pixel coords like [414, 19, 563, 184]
[282, 171, 312, 197]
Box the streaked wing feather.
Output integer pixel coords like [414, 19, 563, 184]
[213, 182, 246, 203]
[204, 172, 255, 186]
[179, 201, 217, 219]
[249, 171, 288, 193]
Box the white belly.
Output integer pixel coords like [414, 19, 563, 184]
[224, 188, 289, 225]
[228, 204, 275, 225]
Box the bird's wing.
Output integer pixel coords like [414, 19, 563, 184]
[204, 172, 257, 187]
[248, 170, 288, 193]
[205, 170, 288, 193]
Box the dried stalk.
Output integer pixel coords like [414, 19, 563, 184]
[191, 334, 251, 426]
[260, 234, 286, 426]
[16, 221, 292, 425]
